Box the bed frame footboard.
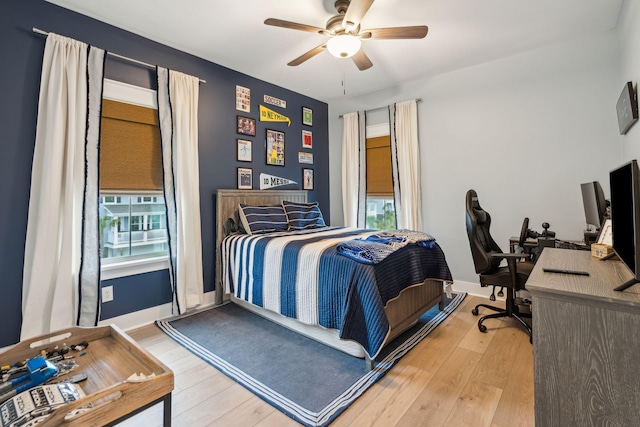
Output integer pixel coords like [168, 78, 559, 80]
[365, 279, 445, 369]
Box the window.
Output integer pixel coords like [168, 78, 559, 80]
[99, 195, 168, 263]
[150, 215, 163, 230]
[131, 215, 143, 232]
[102, 196, 122, 204]
[365, 134, 396, 229]
[366, 198, 396, 230]
[99, 79, 168, 279]
[136, 196, 156, 203]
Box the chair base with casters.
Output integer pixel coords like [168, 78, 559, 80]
[471, 255, 533, 342]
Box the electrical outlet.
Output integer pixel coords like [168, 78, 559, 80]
[102, 286, 114, 303]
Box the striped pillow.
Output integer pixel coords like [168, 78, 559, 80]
[238, 204, 289, 235]
[282, 200, 327, 230]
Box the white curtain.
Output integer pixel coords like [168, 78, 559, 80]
[341, 111, 367, 227]
[157, 67, 204, 314]
[21, 34, 105, 340]
[390, 99, 422, 230]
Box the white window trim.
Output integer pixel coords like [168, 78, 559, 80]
[366, 123, 390, 138]
[101, 80, 168, 279]
[103, 79, 157, 109]
[101, 256, 170, 281]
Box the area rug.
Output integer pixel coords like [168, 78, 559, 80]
[156, 292, 466, 427]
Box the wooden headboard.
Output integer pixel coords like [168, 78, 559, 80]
[214, 189, 307, 303]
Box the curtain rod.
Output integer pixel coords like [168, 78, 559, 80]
[338, 98, 422, 118]
[32, 27, 206, 84]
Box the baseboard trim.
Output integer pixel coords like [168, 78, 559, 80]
[451, 279, 531, 303]
[101, 283, 500, 332]
[450, 280, 494, 298]
[2, 280, 507, 353]
[98, 291, 218, 332]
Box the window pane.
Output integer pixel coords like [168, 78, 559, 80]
[150, 214, 164, 230]
[366, 197, 396, 230]
[99, 195, 168, 262]
[131, 216, 143, 231]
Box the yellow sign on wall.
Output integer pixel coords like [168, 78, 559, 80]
[259, 105, 290, 126]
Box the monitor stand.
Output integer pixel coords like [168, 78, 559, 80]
[614, 278, 640, 292]
[600, 252, 640, 291]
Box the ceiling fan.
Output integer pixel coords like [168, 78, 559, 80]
[264, 0, 428, 71]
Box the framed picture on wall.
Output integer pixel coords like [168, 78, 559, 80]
[302, 130, 312, 149]
[237, 139, 252, 162]
[298, 151, 313, 164]
[302, 106, 313, 126]
[303, 168, 314, 190]
[238, 167, 253, 189]
[266, 129, 285, 166]
[237, 116, 256, 136]
[236, 85, 250, 112]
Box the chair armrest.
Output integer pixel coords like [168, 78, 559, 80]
[490, 252, 531, 261]
[491, 253, 529, 288]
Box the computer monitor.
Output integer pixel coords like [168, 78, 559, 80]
[609, 160, 640, 291]
[580, 181, 607, 230]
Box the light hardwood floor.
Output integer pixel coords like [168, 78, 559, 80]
[118, 295, 534, 427]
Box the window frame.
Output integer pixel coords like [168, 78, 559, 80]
[364, 123, 396, 230]
[100, 79, 169, 279]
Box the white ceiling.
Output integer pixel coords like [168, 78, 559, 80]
[46, 0, 623, 103]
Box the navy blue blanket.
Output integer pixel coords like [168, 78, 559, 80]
[222, 227, 452, 358]
[336, 230, 437, 264]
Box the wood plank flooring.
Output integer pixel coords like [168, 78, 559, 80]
[117, 295, 534, 427]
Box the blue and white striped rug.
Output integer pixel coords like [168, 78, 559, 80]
[156, 292, 466, 427]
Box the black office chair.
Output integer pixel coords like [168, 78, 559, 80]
[465, 189, 533, 340]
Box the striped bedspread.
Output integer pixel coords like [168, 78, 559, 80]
[222, 226, 452, 358]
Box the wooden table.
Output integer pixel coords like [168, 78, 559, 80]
[0, 325, 173, 426]
[526, 248, 640, 426]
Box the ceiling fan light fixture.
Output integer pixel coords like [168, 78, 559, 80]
[327, 34, 361, 58]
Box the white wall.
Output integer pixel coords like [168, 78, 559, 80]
[328, 30, 621, 285]
[619, 0, 640, 160]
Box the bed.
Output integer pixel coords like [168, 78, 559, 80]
[214, 189, 453, 369]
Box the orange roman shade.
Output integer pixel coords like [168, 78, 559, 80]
[100, 99, 162, 192]
[366, 135, 393, 197]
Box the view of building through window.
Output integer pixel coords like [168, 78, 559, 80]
[99, 195, 168, 262]
[366, 197, 396, 230]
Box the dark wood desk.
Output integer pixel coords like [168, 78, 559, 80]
[527, 249, 640, 426]
[509, 236, 590, 254]
[509, 236, 538, 253]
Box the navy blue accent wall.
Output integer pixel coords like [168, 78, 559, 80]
[0, 0, 329, 346]
[100, 270, 173, 319]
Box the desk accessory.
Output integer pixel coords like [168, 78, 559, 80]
[542, 268, 590, 276]
[591, 243, 613, 258]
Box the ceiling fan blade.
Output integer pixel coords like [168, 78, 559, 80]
[351, 49, 373, 71]
[264, 18, 327, 35]
[288, 44, 327, 66]
[342, 0, 375, 32]
[360, 26, 428, 40]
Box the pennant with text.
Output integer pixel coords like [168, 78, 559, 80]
[259, 173, 297, 190]
[259, 104, 291, 126]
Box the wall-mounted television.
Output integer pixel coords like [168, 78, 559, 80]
[609, 159, 640, 291]
[616, 81, 638, 135]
